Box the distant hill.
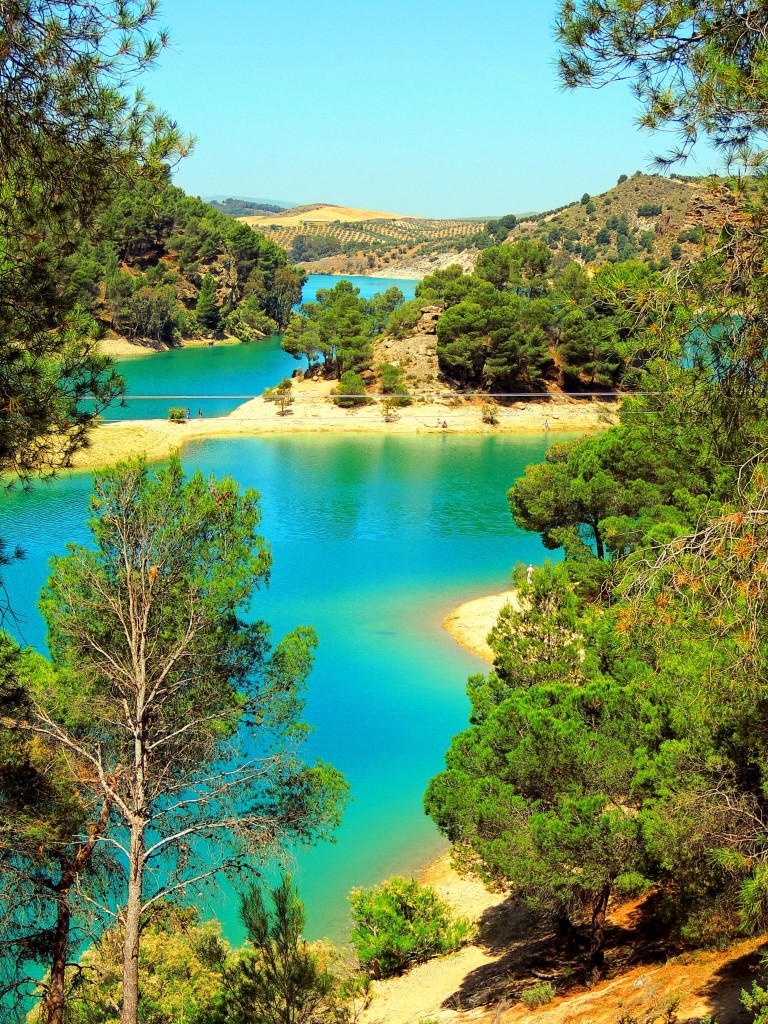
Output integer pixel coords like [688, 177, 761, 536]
[234, 173, 735, 277]
[238, 203, 411, 227]
[209, 198, 289, 218]
[204, 193, 297, 209]
[502, 171, 715, 268]
[238, 204, 484, 275]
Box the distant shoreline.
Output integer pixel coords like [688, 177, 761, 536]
[69, 379, 619, 471]
[97, 334, 246, 358]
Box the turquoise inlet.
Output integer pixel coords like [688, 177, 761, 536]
[0, 431, 558, 943]
[109, 275, 418, 420]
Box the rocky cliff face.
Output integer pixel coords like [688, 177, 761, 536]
[373, 305, 445, 393]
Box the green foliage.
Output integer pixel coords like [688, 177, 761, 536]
[481, 401, 499, 425]
[421, 0, 768, 981]
[29, 458, 348, 1018]
[42, 905, 231, 1024]
[210, 875, 351, 1024]
[378, 363, 411, 405]
[290, 233, 343, 262]
[283, 279, 379, 377]
[520, 982, 556, 1009]
[333, 371, 371, 408]
[742, 953, 768, 1024]
[436, 291, 554, 389]
[348, 877, 471, 977]
[557, 1, 768, 165]
[211, 198, 288, 217]
[386, 298, 425, 337]
[168, 407, 188, 422]
[0, 1, 192, 480]
[195, 274, 221, 332]
[380, 397, 400, 422]
[485, 562, 582, 695]
[225, 296, 279, 341]
[263, 378, 295, 415]
[366, 286, 406, 334]
[637, 204, 662, 217]
[66, 176, 303, 340]
[425, 666, 652, 968]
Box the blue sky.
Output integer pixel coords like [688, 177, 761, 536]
[145, 0, 720, 218]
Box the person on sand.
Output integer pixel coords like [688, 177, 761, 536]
[527, 564, 534, 586]
[442, 420, 447, 429]
[186, 407, 191, 420]
[544, 418, 550, 430]
[197, 408, 203, 420]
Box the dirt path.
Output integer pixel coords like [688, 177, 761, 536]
[363, 856, 765, 1024]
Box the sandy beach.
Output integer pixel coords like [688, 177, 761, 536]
[70, 379, 619, 470]
[442, 589, 519, 663]
[97, 335, 243, 358]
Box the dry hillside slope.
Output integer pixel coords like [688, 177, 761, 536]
[235, 173, 740, 279]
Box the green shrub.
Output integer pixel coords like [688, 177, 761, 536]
[520, 982, 556, 1009]
[381, 397, 401, 422]
[637, 203, 662, 217]
[348, 876, 471, 977]
[168, 407, 187, 423]
[387, 298, 424, 338]
[379, 362, 403, 392]
[481, 401, 499, 425]
[332, 371, 371, 409]
[378, 363, 411, 406]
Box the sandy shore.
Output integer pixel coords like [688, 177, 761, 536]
[442, 590, 519, 663]
[97, 335, 243, 358]
[70, 379, 619, 470]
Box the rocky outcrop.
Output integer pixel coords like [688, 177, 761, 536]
[416, 305, 442, 334]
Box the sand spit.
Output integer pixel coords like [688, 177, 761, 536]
[69, 379, 618, 471]
[442, 590, 519, 663]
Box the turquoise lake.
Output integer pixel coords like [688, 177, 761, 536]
[109, 275, 418, 420]
[0, 432, 556, 943]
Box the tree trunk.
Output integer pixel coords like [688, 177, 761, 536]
[43, 800, 111, 1024]
[43, 888, 71, 1024]
[121, 821, 146, 1024]
[554, 908, 579, 949]
[588, 883, 611, 972]
[593, 522, 605, 560]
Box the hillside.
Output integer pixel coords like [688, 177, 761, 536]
[239, 202, 410, 226]
[238, 203, 483, 275]
[60, 177, 304, 350]
[506, 171, 724, 269]
[238, 173, 738, 278]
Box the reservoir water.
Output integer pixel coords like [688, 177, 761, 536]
[1, 432, 555, 943]
[109, 275, 418, 420]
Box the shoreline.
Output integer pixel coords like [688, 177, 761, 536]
[442, 589, 518, 663]
[97, 334, 245, 358]
[70, 379, 619, 470]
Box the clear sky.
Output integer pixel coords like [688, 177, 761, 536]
[145, 0, 719, 219]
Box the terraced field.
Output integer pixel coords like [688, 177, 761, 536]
[237, 203, 484, 271]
